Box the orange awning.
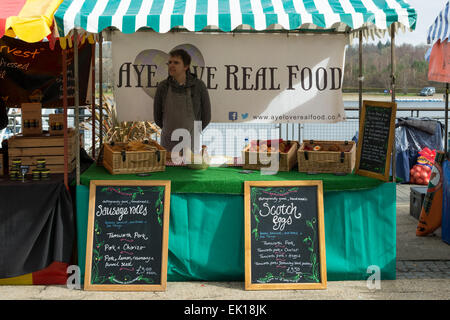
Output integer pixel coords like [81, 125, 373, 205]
[0, 0, 63, 43]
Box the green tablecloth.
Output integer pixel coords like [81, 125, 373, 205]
[76, 164, 396, 282]
[80, 164, 384, 194]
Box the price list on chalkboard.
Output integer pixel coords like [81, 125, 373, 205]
[86, 183, 168, 289]
[248, 184, 324, 287]
[358, 105, 392, 174]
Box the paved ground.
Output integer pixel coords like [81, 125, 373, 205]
[1, 278, 449, 300]
[0, 184, 449, 301]
[396, 260, 450, 279]
[395, 183, 450, 283]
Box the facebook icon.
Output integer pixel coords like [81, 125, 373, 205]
[229, 112, 238, 121]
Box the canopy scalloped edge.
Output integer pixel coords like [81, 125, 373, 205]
[348, 22, 411, 43]
[57, 20, 413, 48]
[58, 31, 96, 50]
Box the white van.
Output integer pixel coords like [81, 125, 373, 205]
[419, 87, 436, 96]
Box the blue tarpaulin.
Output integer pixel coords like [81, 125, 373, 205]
[395, 117, 444, 183]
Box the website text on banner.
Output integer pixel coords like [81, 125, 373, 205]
[111, 32, 346, 124]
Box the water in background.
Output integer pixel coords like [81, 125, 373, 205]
[201, 100, 449, 157]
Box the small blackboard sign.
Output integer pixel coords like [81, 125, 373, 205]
[85, 180, 170, 291]
[244, 181, 326, 290]
[356, 100, 397, 181]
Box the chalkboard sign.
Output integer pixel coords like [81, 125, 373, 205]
[85, 180, 170, 291]
[244, 181, 326, 290]
[355, 100, 397, 181]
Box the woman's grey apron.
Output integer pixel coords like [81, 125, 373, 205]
[161, 86, 196, 152]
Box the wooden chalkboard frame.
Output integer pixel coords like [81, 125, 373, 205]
[84, 180, 171, 291]
[244, 180, 326, 290]
[355, 100, 397, 182]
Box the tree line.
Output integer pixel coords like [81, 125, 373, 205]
[343, 41, 443, 94]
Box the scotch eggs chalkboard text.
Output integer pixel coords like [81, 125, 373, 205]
[244, 181, 326, 290]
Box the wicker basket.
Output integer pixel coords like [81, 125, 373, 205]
[242, 140, 299, 172]
[103, 140, 166, 175]
[297, 140, 356, 174]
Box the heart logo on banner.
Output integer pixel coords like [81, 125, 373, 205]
[133, 44, 205, 99]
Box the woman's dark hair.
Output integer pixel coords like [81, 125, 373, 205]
[169, 49, 191, 67]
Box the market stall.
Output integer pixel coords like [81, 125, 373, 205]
[75, 166, 396, 282]
[53, 0, 418, 285]
[0, 0, 83, 284]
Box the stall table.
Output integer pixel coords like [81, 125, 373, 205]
[76, 164, 396, 282]
[0, 174, 75, 284]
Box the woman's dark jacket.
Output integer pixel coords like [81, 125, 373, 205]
[153, 72, 211, 130]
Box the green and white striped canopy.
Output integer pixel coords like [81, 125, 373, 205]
[55, 0, 417, 36]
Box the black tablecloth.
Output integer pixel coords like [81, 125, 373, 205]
[0, 175, 75, 278]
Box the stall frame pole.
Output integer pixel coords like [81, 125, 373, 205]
[99, 32, 103, 148]
[62, 49, 68, 191]
[445, 83, 448, 152]
[91, 41, 96, 159]
[391, 24, 397, 183]
[74, 29, 80, 186]
[358, 30, 363, 120]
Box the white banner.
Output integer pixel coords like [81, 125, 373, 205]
[112, 31, 347, 123]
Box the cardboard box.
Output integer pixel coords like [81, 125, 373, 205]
[49, 114, 65, 135]
[21, 102, 42, 136]
[410, 186, 428, 220]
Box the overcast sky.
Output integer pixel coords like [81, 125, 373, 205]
[393, 0, 448, 46]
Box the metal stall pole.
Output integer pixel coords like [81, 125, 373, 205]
[358, 30, 363, 120]
[99, 32, 103, 149]
[62, 49, 69, 191]
[91, 40, 96, 159]
[445, 83, 448, 152]
[298, 124, 301, 143]
[74, 29, 80, 186]
[292, 123, 294, 141]
[391, 25, 396, 103]
[391, 24, 397, 182]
